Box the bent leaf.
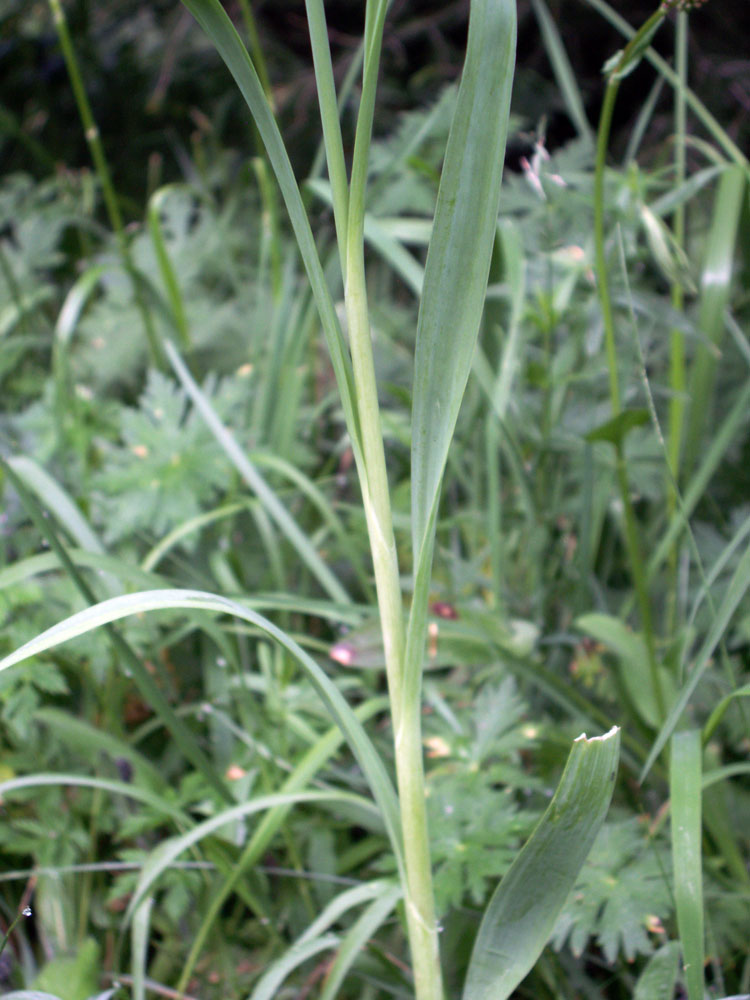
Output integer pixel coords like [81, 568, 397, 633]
[0, 589, 403, 877]
[462, 727, 620, 1000]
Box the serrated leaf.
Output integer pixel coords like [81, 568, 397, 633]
[552, 818, 672, 963]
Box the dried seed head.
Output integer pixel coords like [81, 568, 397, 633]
[661, 0, 707, 11]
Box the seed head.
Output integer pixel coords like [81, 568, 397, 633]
[661, 0, 707, 11]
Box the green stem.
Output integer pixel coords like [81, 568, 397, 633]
[593, 6, 667, 721]
[665, 10, 688, 636]
[343, 4, 442, 997]
[47, 0, 163, 368]
[583, 0, 749, 174]
[0, 905, 32, 959]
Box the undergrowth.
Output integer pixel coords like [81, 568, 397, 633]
[0, 1, 749, 998]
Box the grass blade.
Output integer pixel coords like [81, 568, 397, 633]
[178, 0, 363, 465]
[529, 0, 593, 144]
[682, 165, 746, 478]
[642, 537, 750, 779]
[123, 790, 376, 925]
[0, 588, 403, 872]
[166, 341, 351, 604]
[131, 896, 154, 1000]
[410, 0, 516, 558]
[7, 456, 105, 556]
[318, 881, 403, 1000]
[176, 698, 390, 993]
[670, 729, 704, 1000]
[1, 456, 233, 805]
[249, 935, 339, 1000]
[462, 727, 620, 1000]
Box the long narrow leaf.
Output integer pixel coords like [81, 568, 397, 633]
[319, 882, 403, 1000]
[178, 0, 363, 465]
[166, 341, 350, 604]
[0, 589, 403, 872]
[123, 789, 374, 926]
[670, 730, 704, 1000]
[642, 538, 750, 779]
[411, 0, 516, 558]
[462, 727, 620, 1000]
[683, 165, 746, 477]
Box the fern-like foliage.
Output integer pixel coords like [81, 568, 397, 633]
[551, 816, 673, 963]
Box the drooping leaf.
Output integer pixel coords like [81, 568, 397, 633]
[0, 589, 403, 876]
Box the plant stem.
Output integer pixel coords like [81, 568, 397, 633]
[48, 0, 163, 368]
[342, 4, 443, 996]
[665, 10, 688, 637]
[593, 6, 667, 721]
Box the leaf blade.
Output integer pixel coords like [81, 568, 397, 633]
[410, 0, 516, 557]
[462, 727, 620, 1000]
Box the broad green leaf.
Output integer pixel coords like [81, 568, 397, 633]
[411, 0, 516, 558]
[670, 730, 704, 1000]
[633, 941, 681, 1000]
[32, 938, 100, 1000]
[462, 727, 620, 1000]
[0, 589, 403, 874]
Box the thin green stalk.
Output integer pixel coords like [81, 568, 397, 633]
[665, 10, 688, 636]
[47, 0, 163, 367]
[582, 0, 749, 175]
[0, 905, 32, 959]
[593, 6, 667, 721]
